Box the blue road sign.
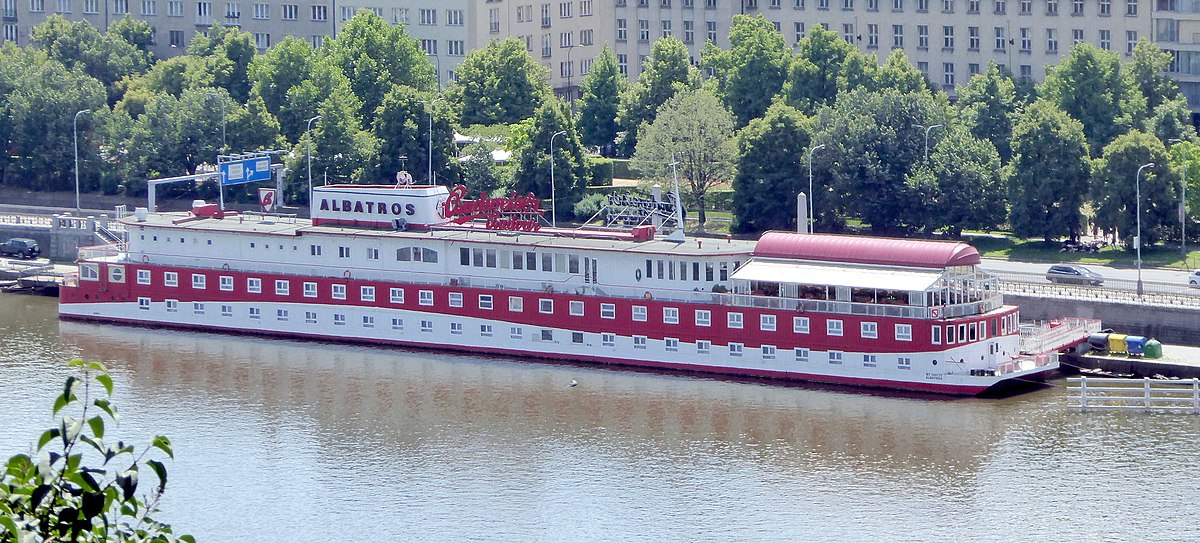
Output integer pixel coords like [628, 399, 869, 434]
[220, 157, 272, 186]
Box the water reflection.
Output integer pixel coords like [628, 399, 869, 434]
[60, 319, 1012, 485]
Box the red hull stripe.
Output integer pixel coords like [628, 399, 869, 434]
[59, 313, 1009, 396]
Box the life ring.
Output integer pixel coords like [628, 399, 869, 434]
[343, 269, 352, 279]
[643, 291, 653, 301]
[222, 263, 230, 271]
[977, 303, 985, 313]
[141, 255, 149, 264]
[635, 269, 642, 282]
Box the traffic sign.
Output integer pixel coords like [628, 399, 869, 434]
[220, 157, 272, 186]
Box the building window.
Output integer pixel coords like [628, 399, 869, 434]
[310, 4, 326, 20]
[1100, 0, 1110, 14]
[419, 290, 434, 306]
[918, 24, 929, 48]
[893, 24, 903, 47]
[867, 24, 878, 48]
[943, 25, 954, 49]
[302, 282, 316, 298]
[995, 27, 1006, 50]
[1126, 31, 1137, 54]
[943, 62, 955, 86]
[794, 316, 810, 333]
[1125, 0, 1136, 15]
[827, 319, 843, 336]
[968, 26, 979, 50]
[1099, 29, 1111, 50]
[617, 18, 627, 41]
[1047, 28, 1058, 53]
[390, 287, 404, 304]
[639, 19, 650, 41]
[254, 33, 270, 50]
[419, 7, 435, 24]
[795, 22, 806, 43]
[282, 3, 296, 19]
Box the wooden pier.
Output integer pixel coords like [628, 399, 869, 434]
[0, 258, 71, 295]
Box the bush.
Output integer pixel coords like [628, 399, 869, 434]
[573, 193, 609, 223]
[0, 360, 190, 542]
[586, 156, 613, 186]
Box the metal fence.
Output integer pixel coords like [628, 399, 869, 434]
[994, 270, 1200, 306]
[1066, 376, 1200, 412]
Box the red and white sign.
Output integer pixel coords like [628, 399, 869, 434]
[259, 188, 277, 213]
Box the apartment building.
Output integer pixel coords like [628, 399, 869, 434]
[2, 0, 1197, 107]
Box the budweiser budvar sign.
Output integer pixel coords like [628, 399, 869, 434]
[440, 185, 543, 232]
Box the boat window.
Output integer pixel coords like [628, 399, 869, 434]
[827, 319, 843, 336]
[526, 252, 537, 270]
[542, 252, 553, 271]
[727, 312, 743, 329]
[460, 248, 470, 265]
[421, 248, 438, 263]
[947, 325, 956, 343]
[569, 255, 580, 274]
[932, 325, 942, 344]
[80, 263, 100, 281]
[473, 248, 484, 267]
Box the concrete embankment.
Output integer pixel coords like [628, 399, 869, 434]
[1009, 294, 1200, 347]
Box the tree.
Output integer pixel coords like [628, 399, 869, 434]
[617, 36, 698, 155]
[0, 359, 189, 542]
[1006, 100, 1092, 242]
[450, 37, 550, 126]
[372, 86, 454, 185]
[783, 24, 855, 114]
[459, 141, 508, 197]
[107, 16, 155, 61]
[577, 44, 624, 152]
[30, 15, 151, 103]
[1040, 42, 1142, 154]
[1126, 38, 1179, 117]
[509, 100, 588, 220]
[704, 14, 790, 126]
[1091, 131, 1176, 246]
[836, 49, 881, 95]
[731, 102, 812, 233]
[1145, 97, 1197, 144]
[186, 24, 256, 104]
[810, 89, 947, 233]
[320, 10, 434, 123]
[227, 91, 285, 153]
[249, 36, 314, 139]
[1170, 140, 1200, 229]
[958, 62, 1018, 162]
[921, 129, 1007, 237]
[632, 88, 736, 225]
[876, 49, 927, 95]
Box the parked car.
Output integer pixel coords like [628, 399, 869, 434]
[0, 238, 41, 259]
[1189, 270, 1200, 288]
[1046, 264, 1104, 286]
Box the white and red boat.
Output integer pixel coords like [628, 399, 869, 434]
[59, 183, 1096, 395]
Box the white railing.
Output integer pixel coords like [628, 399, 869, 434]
[1067, 377, 1200, 412]
[78, 243, 125, 261]
[1019, 317, 1103, 354]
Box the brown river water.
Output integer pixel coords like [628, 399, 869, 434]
[1, 293, 1198, 542]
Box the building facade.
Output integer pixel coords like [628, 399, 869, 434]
[1, 0, 1196, 106]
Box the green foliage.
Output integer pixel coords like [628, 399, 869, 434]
[1126, 38, 1179, 116]
[782, 24, 855, 114]
[572, 192, 609, 223]
[577, 45, 624, 150]
[1040, 42, 1142, 155]
[1091, 131, 1176, 246]
[922, 128, 1007, 237]
[186, 24, 257, 104]
[811, 89, 948, 233]
[319, 10, 434, 123]
[371, 87, 453, 184]
[1144, 97, 1196, 145]
[30, 15, 152, 104]
[731, 102, 812, 233]
[632, 88, 736, 225]
[1171, 140, 1200, 223]
[1006, 100, 1093, 241]
[0, 359, 189, 542]
[249, 36, 315, 140]
[617, 36, 698, 155]
[510, 100, 588, 220]
[449, 37, 550, 126]
[958, 62, 1018, 162]
[704, 15, 791, 127]
[458, 141, 509, 196]
[586, 156, 613, 186]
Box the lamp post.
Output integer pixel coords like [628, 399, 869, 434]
[565, 44, 577, 115]
[207, 92, 226, 151]
[915, 123, 943, 162]
[1136, 162, 1155, 297]
[74, 109, 91, 215]
[306, 115, 321, 212]
[550, 130, 568, 227]
[419, 97, 444, 184]
[1171, 139, 1189, 259]
[806, 144, 826, 234]
[428, 53, 442, 92]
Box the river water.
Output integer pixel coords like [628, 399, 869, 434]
[1, 293, 1198, 542]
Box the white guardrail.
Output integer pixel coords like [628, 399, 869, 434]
[1067, 376, 1200, 412]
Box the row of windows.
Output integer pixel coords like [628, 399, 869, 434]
[134, 297, 926, 368]
[615, 0, 1131, 14]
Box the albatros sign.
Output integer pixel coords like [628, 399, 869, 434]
[310, 184, 545, 232]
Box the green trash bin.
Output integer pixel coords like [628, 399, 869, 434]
[1144, 339, 1163, 359]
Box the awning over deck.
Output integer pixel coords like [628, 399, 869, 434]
[731, 259, 944, 292]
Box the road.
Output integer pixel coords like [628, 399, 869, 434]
[981, 258, 1190, 286]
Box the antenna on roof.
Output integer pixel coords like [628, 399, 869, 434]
[665, 159, 686, 243]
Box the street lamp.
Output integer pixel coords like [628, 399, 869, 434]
[207, 92, 226, 152]
[306, 115, 321, 212]
[428, 53, 442, 92]
[1136, 162, 1155, 297]
[1171, 139, 1189, 259]
[806, 144, 826, 234]
[565, 44, 577, 114]
[74, 109, 91, 215]
[550, 130, 568, 227]
[419, 97, 444, 184]
[915, 124, 943, 162]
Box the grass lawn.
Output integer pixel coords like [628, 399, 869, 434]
[965, 234, 1199, 270]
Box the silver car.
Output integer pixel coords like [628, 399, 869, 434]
[1046, 264, 1104, 286]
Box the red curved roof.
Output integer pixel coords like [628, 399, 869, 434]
[753, 232, 981, 269]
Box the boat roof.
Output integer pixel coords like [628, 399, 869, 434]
[753, 232, 981, 269]
[121, 212, 756, 257]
